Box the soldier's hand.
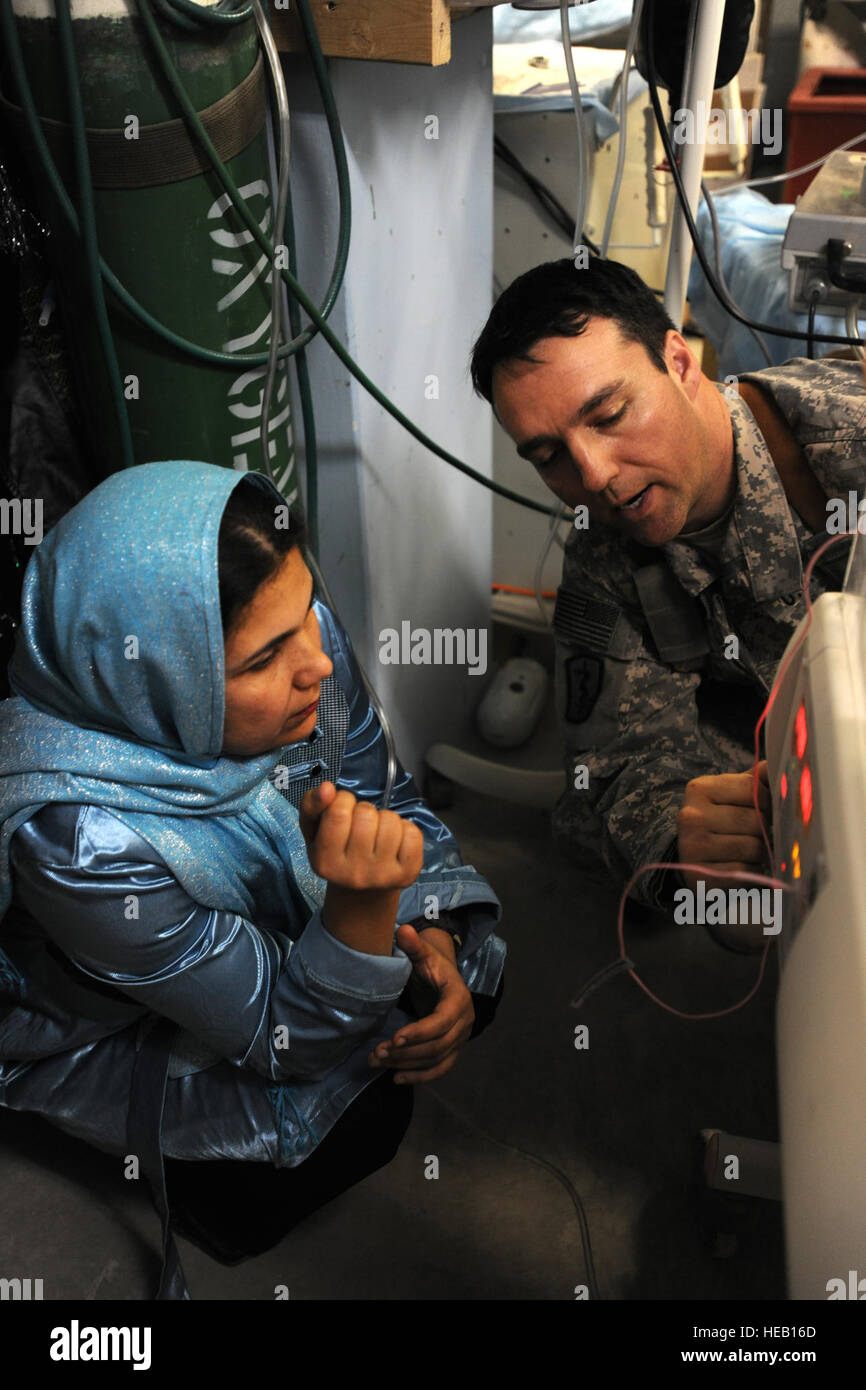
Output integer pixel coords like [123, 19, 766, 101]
[676, 762, 772, 893]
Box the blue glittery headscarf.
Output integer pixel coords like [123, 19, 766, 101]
[0, 460, 325, 930]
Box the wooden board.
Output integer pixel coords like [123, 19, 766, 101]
[272, 0, 451, 67]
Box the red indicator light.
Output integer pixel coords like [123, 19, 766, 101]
[795, 703, 808, 760]
[800, 764, 813, 825]
[781, 772, 787, 799]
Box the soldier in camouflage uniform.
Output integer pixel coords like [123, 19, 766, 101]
[470, 257, 865, 914]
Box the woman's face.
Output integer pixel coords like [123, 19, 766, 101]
[222, 548, 333, 756]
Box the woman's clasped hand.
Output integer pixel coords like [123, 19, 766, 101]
[299, 781, 476, 1084]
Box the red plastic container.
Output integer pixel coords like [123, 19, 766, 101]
[785, 67, 866, 202]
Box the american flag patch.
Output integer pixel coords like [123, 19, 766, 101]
[553, 588, 620, 654]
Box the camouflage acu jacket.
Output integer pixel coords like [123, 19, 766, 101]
[552, 357, 866, 906]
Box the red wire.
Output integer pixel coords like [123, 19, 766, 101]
[622, 532, 854, 1021]
[491, 584, 557, 598]
[751, 532, 854, 871]
[616, 861, 794, 1020]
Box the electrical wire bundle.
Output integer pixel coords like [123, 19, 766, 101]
[494, 133, 598, 252]
[642, 0, 866, 354]
[0, 0, 560, 525]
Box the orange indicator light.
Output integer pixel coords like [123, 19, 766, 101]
[792, 840, 801, 879]
[795, 703, 808, 760]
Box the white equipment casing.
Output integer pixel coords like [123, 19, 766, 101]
[781, 149, 866, 315]
[766, 587, 866, 1299]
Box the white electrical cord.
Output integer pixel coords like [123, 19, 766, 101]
[702, 177, 773, 367]
[305, 549, 399, 810]
[678, 0, 700, 133]
[534, 499, 567, 625]
[254, 3, 398, 805]
[560, 0, 590, 255]
[846, 298, 865, 360]
[253, 0, 290, 488]
[599, 0, 644, 258]
[713, 127, 866, 197]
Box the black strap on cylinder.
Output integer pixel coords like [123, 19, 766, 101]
[0, 52, 266, 189]
[127, 1016, 191, 1301]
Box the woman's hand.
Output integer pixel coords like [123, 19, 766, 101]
[300, 782, 424, 955]
[300, 782, 424, 890]
[367, 924, 475, 1083]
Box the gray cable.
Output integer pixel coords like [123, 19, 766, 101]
[255, 2, 395, 807]
[846, 297, 865, 360]
[713, 127, 866, 197]
[427, 1085, 601, 1301]
[600, 0, 644, 259]
[702, 179, 773, 368]
[253, 0, 290, 487]
[534, 499, 566, 625]
[304, 549, 399, 809]
[679, 0, 699, 127]
[560, 0, 589, 254]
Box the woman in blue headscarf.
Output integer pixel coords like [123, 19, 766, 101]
[0, 460, 504, 1296]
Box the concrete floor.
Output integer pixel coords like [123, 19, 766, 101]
[0, 787, 786, 1301]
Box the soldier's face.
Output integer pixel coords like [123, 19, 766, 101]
[492, 317, 712, 546]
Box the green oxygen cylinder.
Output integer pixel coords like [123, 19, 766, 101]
[2, 0, 297, 502]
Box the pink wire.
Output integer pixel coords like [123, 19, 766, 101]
[616, 861, 800, 1020]
[622, 531, 853, 1021]
[750, 533, 852, 869]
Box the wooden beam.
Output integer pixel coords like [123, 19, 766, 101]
[272, 1, 451, 67]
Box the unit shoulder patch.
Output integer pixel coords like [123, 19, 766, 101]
[564, 653, 603, 724]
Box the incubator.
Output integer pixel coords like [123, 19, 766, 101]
[766, 530, 866, 1298]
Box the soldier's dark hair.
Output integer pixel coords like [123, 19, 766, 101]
[469, 257, 677, 404]
[218, 475, 308, 638]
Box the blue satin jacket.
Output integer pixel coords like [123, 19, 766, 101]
[0, 599, 505, 1166]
